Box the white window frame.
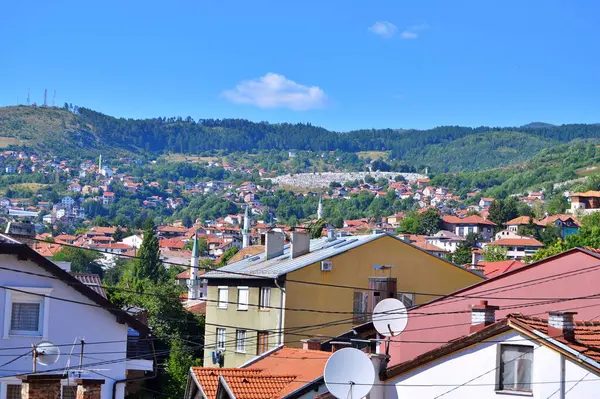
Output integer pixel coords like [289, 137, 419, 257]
[4, 382, 22, 399]
[217, 286, 228, 309]
[237, 287, 249, 311]
[259, 287, 271, 310]
[216, 328, 226, 350]
[235, 330, 247, 353]
[497, 344, 534, 393]
[3, 287, 53, 339]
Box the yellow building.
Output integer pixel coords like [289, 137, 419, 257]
[203, 231, 483, 367]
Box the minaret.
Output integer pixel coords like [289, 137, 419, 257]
[317, 196, 323, 220]
[188, 233, 199, 300]
[242, 206, 251, 248]
[98, 154, 102, 173]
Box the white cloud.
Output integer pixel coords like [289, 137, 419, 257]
[221, 73, 328, 111]
[401, 23, 430, 40]
[400, 31, 418, 39]
[368, 21, 398, 39]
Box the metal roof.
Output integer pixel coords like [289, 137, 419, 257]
[204, 233, 389, 279]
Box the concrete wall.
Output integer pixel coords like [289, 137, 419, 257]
[284, 235, 483, 346]
[0, 254, 129, 399]
[203, 283, 282, 368]
[386, 331, 600, 399]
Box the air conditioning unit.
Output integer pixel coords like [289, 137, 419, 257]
[321, 260, 332, 272]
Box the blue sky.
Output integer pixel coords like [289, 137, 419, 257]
[1, 0, 599, 131]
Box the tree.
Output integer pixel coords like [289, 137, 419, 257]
[482, 245, 508, 262]
[488, 200, 504, 225]
[464, 232, 482, 248]
[539, 225, 561, 246]
[53, 247, 103, 276]
[308, 219, 326, 239]
[546, 196, 568, 215]
[184, 238, 208, 255]
[123, 221, 164, 288]
[501, 198, 518, 223]
[418, 208, 442, 235]
[112, 226, 125, 242]
[219, 247, 239, 266]
[517, 217, 538, 237]
[452, 242, 473, 265]
[397, 212, 420, 234]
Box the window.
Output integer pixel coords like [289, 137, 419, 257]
[458, 227, 464, 236]
[11, 302, 41, 333]
[237, 287, 249, 311]
[257, 331, 269, 354]
[6, 385, 20, 399]
[236, 330, 247, 353]
[216, 328, 226, 350]
[62, 386, 77, 399]
[217, 287, 228, 309]
[396, 292, 415, 308]
[352, 291, 368, 324]
[3, 287, 52, 338]
[259, 287, 271, 309]
[498, 345, 533, 392]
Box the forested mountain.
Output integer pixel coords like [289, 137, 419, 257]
[1, 105, 600, 172]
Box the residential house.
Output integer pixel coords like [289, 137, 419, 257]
[185, 346, 332, 399]
[569, 190, 600, 214]
[102, 191, 115, 205]
[424, 230, 465, 253]
[442, 215, 497, 241]
[383, 247, 600, 370]
[412, 241, 448, 258]
[122, 234, 143, 249]
[68, 182, 82, 193]
[505, 215, 533, 233]
[61, 196, 75, 209]
[478, 197, 495, 208]
[202, 231, 483, 367]
[536, 214, 580, 239]
[4, 165, 15, 174]
[485, 237, 544, 260]
[0, 238, 152, 399]
[384, 311, 600, 398]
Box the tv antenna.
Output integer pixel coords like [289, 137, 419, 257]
[372, 298, 408, 362]
[324, 348, 375, 399]
[32, 341, 61, 372]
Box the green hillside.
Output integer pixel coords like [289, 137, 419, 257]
[1, 105, 600, 172]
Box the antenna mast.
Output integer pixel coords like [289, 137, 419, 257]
[27, 88, 30, 105]
[43, 89, 47, 107]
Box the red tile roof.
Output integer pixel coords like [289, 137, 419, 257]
[536, 214, 581, 227]
[221, 374, 296, 399]
[476, 260, 526, 278]
[490, 237, 544, 247]
[442, 215, 496, 226]
[571, 190, 600, 198]
[192, 369, 263, 399]
[505, 216, 533, 226]
[246, 347, 331, 397]
[413, 241, 447, 253]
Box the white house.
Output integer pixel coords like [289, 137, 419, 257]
[425, 230, 465, 253]
[382, 307, 600, 398]
[122, 234, 143, 249]
[0, 237, 152, 399]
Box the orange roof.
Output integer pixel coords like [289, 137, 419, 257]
[246, 347, 331, 397]
[442, 215, 496, 226]
[185, 301, 207, 315]
[103, 191, 115, 197]
[489, 237, 544, 247]
[175, 268, 205, 279]
[571, 190, 600, 198]
[510, 314, 600, 363]
[476, 260, 526, 278]
[505, 216, 533, 226]
[228, 246, 265, 264]
[192, 369, 263, 399]
[413, 241, 447, 253]
[159, 238, 186, 249]
[536, 214, 581, 227]
[221, 374, 296, 399]
[32, 243, 63, 257]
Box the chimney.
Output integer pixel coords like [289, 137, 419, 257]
[291, 231, 310, 259]
[301, 338, 322, 351]
[368, 277, 397, 313]
[548, 311, 577, 341]
[330, 341, 352, 352]
[327, 228, 336, 241]
[19, 375, 63, 399]
[265, 231, 284, 260]
[470, 301, 499, 333]
[471, 251, 478, 266]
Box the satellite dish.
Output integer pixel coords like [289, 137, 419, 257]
[372, 298, 408, 337]
[35, 341, 61, 366]
[324, 348, 375, 399]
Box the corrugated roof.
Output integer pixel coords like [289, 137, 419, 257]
[72, 273, 107, 298]
[204, 234, 384, 279]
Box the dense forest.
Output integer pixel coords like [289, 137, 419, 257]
[2, 105, 600, 172]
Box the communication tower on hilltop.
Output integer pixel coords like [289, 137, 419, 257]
[43, 89, 47, 107]
[27, 88, 30, 105]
